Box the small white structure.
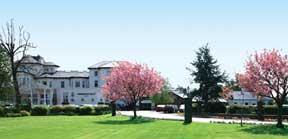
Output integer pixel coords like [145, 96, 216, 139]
[17, 55, 119, 106]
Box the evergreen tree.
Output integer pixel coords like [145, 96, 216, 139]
[188, 44, 227, 112]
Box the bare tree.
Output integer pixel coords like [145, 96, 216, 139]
[0, 19, 35, 109]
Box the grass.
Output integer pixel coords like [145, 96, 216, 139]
[0, 115, 287, 139]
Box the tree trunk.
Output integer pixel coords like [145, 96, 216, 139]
[276, 103, 284, 128]
[133, 101, 137, 118]
[11, 57, 21, 110]
[111, 101, 116, 116]
[257, 97, 264, 121]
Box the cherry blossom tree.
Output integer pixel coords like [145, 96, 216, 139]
[238, 49, 288, 128]
[103, 61, 164, 118]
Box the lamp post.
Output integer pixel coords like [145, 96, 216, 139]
[240, 88, 244, 127]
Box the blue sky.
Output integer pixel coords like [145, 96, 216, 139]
[1, 0, 288, 88]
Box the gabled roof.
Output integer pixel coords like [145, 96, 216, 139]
[21, 55, 39, 64]
[38, 71, 89, 79]
[21, 55, 59, 67]
[43, 62, 59, 67]
[88, 61, 119, 69]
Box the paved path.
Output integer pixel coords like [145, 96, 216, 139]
[119, 111, 288, 125]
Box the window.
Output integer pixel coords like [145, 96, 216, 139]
[81, 98, 85, 102]
[82, 80, 86, 88]
[94, 80, 99, 88]
[61, 81, 65, 88]
[70, 99, 74, 102]
[75, 81, 80, 88]
[245, 103, 249, 105]
[71, 92, 74, 97]
[49, 81, 52, 88]
[94, 71, 98, 76]
[234, 102, 238, 105]
[42, 81, 47, 85]
[91, 98, 94, 102]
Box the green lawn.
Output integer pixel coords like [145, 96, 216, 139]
[0, 115, 287, 139]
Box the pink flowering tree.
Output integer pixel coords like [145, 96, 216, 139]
[103, 61, 164, 118]
[238, 49, 288, 128]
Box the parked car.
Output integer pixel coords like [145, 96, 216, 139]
[155, 105, 165, 112]
[163, 105, 178, 113]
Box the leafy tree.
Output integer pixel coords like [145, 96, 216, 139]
[0, 47, 14, 104]
[0, 19, 35, 109]
[103, 61, 164, 118]
[0, 47, 10, 88]
[238, 49, 288, 128]
[151, 80, 174, 105]
[188, 44, 227, 112]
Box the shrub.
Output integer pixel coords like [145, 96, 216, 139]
[31, 106, 48, 116]
[4, 107, 19, 113]
[6, 113, 22, 117]
[19, 104, 32, 112]
[0, 106, 6, 117]
[79, 106, 93, 115]
[20, 110, 30, 116]
[63, 106, 77, 115]
[263, 105, 288, 115]
[207, 103, 227, 113]
[226, 105, 256, 114]
[49, 106, 64, 115]
[94, 105, 111, 115]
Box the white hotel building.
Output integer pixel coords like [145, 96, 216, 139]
[18, 55, 118, 106]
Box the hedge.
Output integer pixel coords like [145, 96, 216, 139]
[226, 105, 256, 114]
[31, 106, 48, 116]
[226, 105, 288, 115]
[79, 106, 93, 115]
[63, 106, 77, 115]
[49, 106, 64, 115]
[94, 105, 111, 115]
[0, 106, 5, 117]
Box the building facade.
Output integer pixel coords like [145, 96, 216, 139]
[228, 91, 272, 106]
[18, 55, 118, 106]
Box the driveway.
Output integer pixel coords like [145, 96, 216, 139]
[119, 111, 288, 125]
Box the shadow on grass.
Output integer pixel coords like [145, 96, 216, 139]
[95, 117, 155, 125]
[241, 125, 288, 136]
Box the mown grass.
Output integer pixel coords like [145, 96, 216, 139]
[0, 115, 287, 139]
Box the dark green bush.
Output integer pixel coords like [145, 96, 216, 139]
[49, 106, 64, 115]
[31, 106, 48, 116]
[263, 105, 288, 115]
[207, 103, 227, 113]
[20, 110, 30, 116]
[19, 104, 32, 112]
[63, 106, 77, 115]
[0, 106, 5, 117]
[4, 107, 19, 113]
[79, 106, 93, 115]
[226, 105, 256, 114]
[94, 105, 111, 115]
